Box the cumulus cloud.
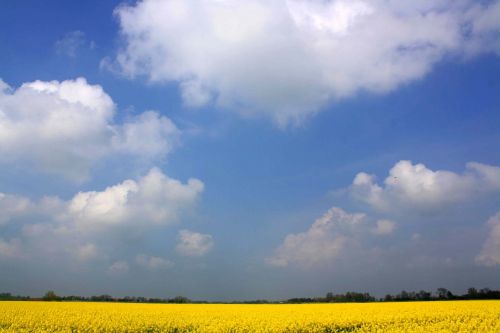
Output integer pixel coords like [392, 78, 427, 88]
[112, 0, 500, 126]
[351, 161, 500, 213]
[267, 207, 371, 267]
[135, 254, 174, 270]
[68, 168, 204, 231]
[176, 230, 214, 257]
[0, 169, 203, 266]
[0, 77, 180, 181]
[476, 212, 500, 267]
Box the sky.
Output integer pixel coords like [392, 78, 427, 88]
[0, 0, 500, 301]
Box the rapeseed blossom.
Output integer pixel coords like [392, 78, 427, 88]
[0, 300, 498, 332]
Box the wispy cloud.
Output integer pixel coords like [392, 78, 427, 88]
[54, 30, 88, 57]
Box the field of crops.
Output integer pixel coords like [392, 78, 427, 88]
[0, 300, 499, 332]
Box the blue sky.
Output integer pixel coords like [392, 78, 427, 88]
[0, 0, 500, 301]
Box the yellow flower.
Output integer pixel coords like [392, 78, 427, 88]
[0, 300, 499, 332]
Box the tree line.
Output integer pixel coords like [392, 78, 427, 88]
[0, 287, 499, 304]
[0, 291, 193, 303]
[285, 287, 500, 303]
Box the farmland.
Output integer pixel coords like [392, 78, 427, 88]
[0, 300, 498, 332]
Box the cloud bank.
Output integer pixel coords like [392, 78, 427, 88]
[269, 160, 500, 269]
[0, 169, 204, 269]
[113, 0, 500, 126]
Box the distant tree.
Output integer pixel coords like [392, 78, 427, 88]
[0, 293, 12, 299]
[416, 290, 431, 301]
[437, 288, 454, 300]
[479, 288, 491, 296]
[397, 290, 409, 301]
[171, 296, 189, 303]
[286, 298, 314, 303]
[90, 295, 113, 302]
[43, 290, 59, 301]
[467, 287, 478, 299]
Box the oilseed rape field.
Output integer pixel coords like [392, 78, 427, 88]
[0, 300, 499, 332]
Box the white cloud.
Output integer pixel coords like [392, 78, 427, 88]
[0, 169, 203, 263]
[68, 168, 204, 231]
[176, 230, 214, 257]
[107, 260, 129, 275]
[351, 161, 500, 213]
[372, 219, 396, 235]
[180, 80, 212, 108]
[266, 207, 366, 267]
[135, 254, 174, 270]
[55, 30, 87, 57]
[476, 212, 500, 267]
[112, 111, 180, 159]
[0, 193, 32, 225]
[0, 77, 180, 181]
[113, 0, 500, 126]
[0, 80, 9, 92]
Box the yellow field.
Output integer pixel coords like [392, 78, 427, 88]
[0, 300, 499, 332]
